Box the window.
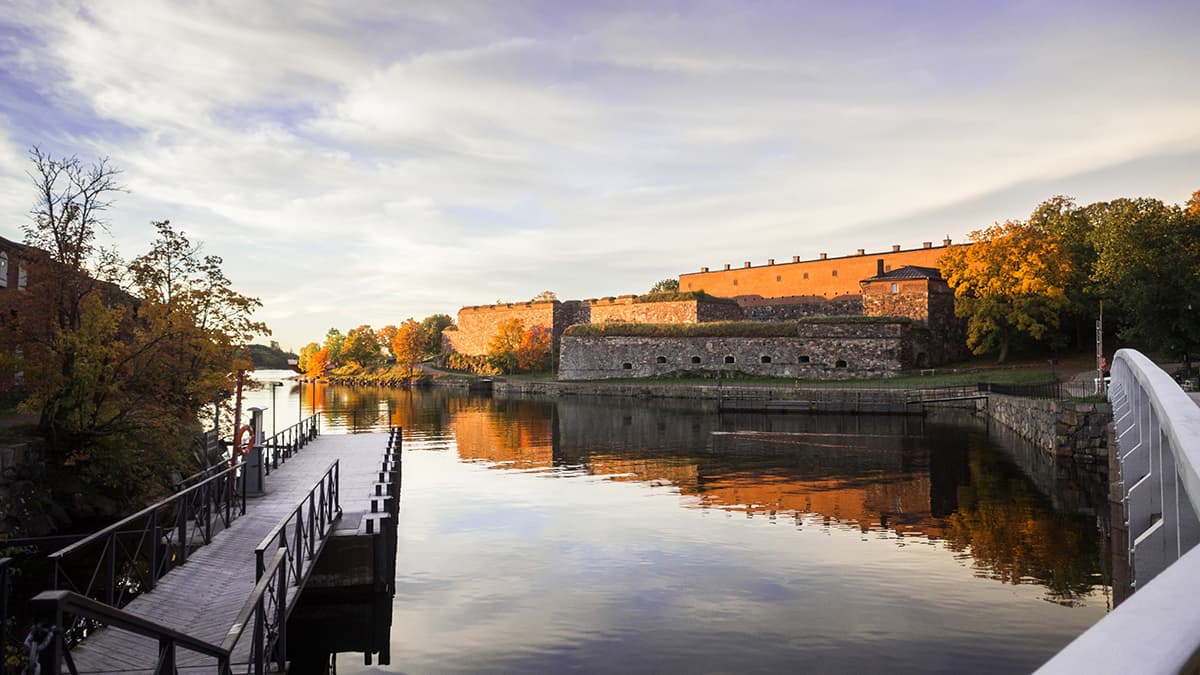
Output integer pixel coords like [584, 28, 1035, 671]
[803, 272, 809, 280]
[17, 264, 26, 291]
[799, 355, 810, 363]
[776, 275, 781, 282]
[724, 356, 735, 364]
[656, 356, 667, 364]
[691, 356, 701, 364]
[0, 251, 7, 287]
[760, 355, 772, 364]
[835, 359, 847, 368]
[890, 283, 899, 294]
[622, 362, 632, 370]
[732, 279, 739, 286]
[831, 270, 838, 277]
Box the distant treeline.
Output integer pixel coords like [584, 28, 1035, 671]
[246, 342, 299, 370]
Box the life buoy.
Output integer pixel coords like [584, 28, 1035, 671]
[234, 424, 254, 460]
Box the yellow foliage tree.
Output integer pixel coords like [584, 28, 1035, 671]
[939, 220, 1072, 363]
[391, 319, 426, 379]
[487, 318, 552, 374]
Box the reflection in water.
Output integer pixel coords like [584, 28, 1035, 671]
[264, 384, 1109, 673]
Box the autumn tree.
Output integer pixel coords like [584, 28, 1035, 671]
[376, 325, 399, 357]
[420, 314, 453, 356]
[487, 318, 552, 374]
[305, 348, 332, 379]
[322, 328, 345, 366]
[939, 220, 1072, 363]
[297, 342, 320, 372]
[391, 319, 426, 378]
[341, 324, 381, 367]
[649, 278, 679, 293]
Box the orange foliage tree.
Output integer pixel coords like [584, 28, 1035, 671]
[487, 318, 552, 374]
[305, 348, 331, 378]
[939, 220, 1072, 363]
[391, 319, 426, 379]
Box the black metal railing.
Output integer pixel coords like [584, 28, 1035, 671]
[262, 414, 320, 477]
[174, 456, 232, 492]
[254, 460, 341, 584]
[225, 546, 290, 674]
[980, 380, 1062, 400]
[48, 461, 246, 633]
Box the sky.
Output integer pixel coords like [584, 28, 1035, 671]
[1, 1, 1198, 350]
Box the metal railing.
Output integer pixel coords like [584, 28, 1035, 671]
[28, 546, 292, 675]
[980, 380, 1062, 400]
[254, 460, 341, 585]
[1, 556, 10, 667]
[48, 461, 246, 631]
[1037, 349, 1200, 673]
[262, 414, 320, 476]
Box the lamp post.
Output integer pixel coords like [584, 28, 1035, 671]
[269, 381, 282, 436]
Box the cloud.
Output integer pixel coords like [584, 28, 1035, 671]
[1, 1, 1198, 347]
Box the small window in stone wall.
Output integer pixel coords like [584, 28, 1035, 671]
[760, 355, 771, 364]
[656, 356, 667, 364]
[622, 362, 632, 370]
[691, 356, 701, 364]
[732, 279, 738, 286]
[835, 359, 847, 368]
[799, 355, 810, 363]
[890, 283, 899, 294]
[724, 356, 735, 364]
[885, 349, 895, 359]
[831, 270, 838, 277]
[803, 272, 809, 280]
[776, 275, 781, 282]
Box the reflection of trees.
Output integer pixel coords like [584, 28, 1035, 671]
[450, 399, 554, 468]
[941, 443, 1104, 604]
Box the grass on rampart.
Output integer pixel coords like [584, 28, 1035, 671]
[632, 290, 738, 304]
[564, 316, 911, 338]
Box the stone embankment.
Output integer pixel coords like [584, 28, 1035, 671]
[984, 394, 1110, 471]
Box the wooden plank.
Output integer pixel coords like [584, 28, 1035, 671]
[69, 432, 395, 672]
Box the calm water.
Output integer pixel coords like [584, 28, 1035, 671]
[243, 373, 1111, 673]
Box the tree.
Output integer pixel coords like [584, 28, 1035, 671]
[23, 146, 123, 273]
[486, 318, 552, 374]
[649, 278, 679, 293]
[419, 314, 453, 355]
[1087, 196, 1200, 369]
[341, 324, 381, 367]
[305, 348, 332, 379]
[322, 328, 344, 366]
[939, 220, 1072, 363]
[376, 325, 399, 357]
[391, 319, 425, 378]
[297, 342, 320, 372]
[531, 290, 557, 302]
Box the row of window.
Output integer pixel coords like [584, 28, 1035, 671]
[712, 266, 905, 287]
[0, 252, 27, 290]
[623, 356, 850, 369]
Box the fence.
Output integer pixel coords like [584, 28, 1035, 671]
[1037, 349, 1200, 673]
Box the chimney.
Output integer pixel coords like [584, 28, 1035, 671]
[876, 259, 885, 276]
[856, 248, 865, 255]
[892, 244, 901, 252]
[743, 261, 751, 268]
[792, 255, 800, 263]
[819, 252, 827, 260]
[767, 258, 775, 265]
[943, 237, 952, 246]
[922, 241, 932, 249]
[700, 266, 709, 273]
[724, 263, 731, 271]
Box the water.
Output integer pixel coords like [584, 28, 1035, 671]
[242, 374, 1110, 673]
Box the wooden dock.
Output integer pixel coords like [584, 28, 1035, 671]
[62, 432, 396, 673]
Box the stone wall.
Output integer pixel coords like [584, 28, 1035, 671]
[559, 321, 914, 381]
[447, 301, 560, 356]
[985, 393, 1110, 470]
[587, 296, 744, 324]
[738, 295, 862, 321]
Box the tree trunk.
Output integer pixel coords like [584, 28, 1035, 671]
[997, 335, 1010, 364]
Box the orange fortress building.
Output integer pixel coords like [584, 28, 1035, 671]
[678, 238, 961, 301]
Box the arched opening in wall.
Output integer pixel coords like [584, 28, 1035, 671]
[656, 356, 667, 364]
[760, 355, 772, 364]
[622, 362, 633, 370]
[835, 359, 847, 368]
[916, 352, 929, 368]
[724, 356, 735, 364]
[799, 355, 810, 363]
[691, 356, 702, 364]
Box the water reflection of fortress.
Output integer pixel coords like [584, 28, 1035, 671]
[433, 396, 1103, 602]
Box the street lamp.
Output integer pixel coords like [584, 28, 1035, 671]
[269, 381, 282, 436]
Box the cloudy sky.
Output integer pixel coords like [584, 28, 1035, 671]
[1, 1, 1198, 350]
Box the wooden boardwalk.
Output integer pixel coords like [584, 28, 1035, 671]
[67, 432, 393, 673]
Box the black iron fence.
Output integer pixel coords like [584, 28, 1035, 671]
[262, 414, 320, 477]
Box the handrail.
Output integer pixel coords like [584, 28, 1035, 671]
[174, 457, 231, 492]
[223, 546, 290, 673]
[262, 413, 320, 477]
[29, 589, 231, 673]
[254, 460, 341, 585]
[48, 458, 247, 617]
[1037, 349, 1200, 673]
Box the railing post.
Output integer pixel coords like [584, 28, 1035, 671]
[105, 533, 117, 605]
[204, 480, 213, 544]
[147, 509, 159, 591]
[176, 499, 189, 566]
[307, 492, 316, 557]
[275, 552, 288, 671]
[253, 591, 265, 675]
[158, 637, 177, 673]
[29, 593, 66, 675]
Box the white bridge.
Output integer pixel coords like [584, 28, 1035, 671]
[1039, 349, 1200, 674]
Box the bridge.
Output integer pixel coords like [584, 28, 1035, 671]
[25, 416, 401, 673]
[1039, 349, 1200, 674]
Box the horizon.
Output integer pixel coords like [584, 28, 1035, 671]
[2, 1, 1198, 350]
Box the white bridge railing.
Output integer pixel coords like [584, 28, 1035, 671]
[1038, 349, 1200, 674]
